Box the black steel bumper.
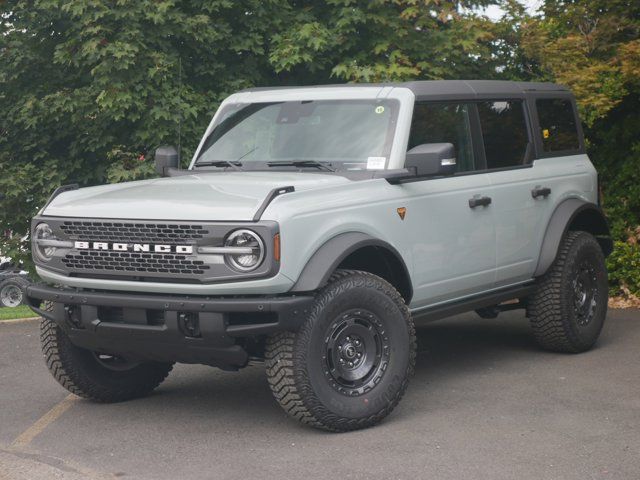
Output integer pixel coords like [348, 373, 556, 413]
[26, 284, 314, 369]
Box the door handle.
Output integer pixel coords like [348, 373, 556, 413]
[469, 195, 492, 209]
[531, 186, 551, 199]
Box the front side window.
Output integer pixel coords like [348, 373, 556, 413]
[536, 98, 580, 152]
[408, 103, 475, 172]
[194, 99, 399, 170]
[478, 100, 530, 169]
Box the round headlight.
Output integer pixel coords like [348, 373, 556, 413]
[34, 223, 56, 262]
[224, 229, 265, 272]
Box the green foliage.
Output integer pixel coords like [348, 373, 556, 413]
[521, 0, 640, 298]
[589, 98, 640, 243]
[607, 241, 640, 297]
[0, 0, 504, 268]
[269, 0, 504, 82]
[0, 0, 290, 265]
[1, 0, 639, 299]
[522, 0, 640, 126]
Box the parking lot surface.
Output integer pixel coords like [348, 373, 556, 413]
[1, 309, 639, 480]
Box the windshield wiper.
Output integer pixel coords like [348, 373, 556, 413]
[194, 146, 258, 171]
[194, 160, 243, 171]
[267, 160, 335, 172]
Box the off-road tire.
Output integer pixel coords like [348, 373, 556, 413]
[265, 270, 416, 432]
[0, 276, 30, 307]
[527, 231, 608, 353]
[40, 302, 173, 402]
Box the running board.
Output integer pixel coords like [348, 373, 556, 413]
[410, 283, 536, 324]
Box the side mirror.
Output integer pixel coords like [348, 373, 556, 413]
[405, 143, 456, 177]
[155, 146, 180, 177]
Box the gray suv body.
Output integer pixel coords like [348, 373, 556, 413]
[27, 81, 612, 431]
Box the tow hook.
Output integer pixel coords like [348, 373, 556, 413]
[65, 305, 82, 328]
[179, 312, 201, 338]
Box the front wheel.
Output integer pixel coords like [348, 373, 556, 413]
[41, 303, 173, 402]
[527, 231, 608, 353]
[265, 270, 416, 432]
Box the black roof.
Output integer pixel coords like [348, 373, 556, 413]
[401, 80, 569, 100]
[243, 80, 571, 101]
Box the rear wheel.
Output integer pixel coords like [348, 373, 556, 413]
[40, 302, 173, 402]
[527, 231, 608, 353]
[265, 270, 416, 431]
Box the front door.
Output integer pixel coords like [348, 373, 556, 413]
[401, 102, 496, 309]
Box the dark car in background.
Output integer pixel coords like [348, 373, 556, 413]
[0, 262, 30, 308]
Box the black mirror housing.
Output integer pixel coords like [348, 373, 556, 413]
[405, 143, 456, 177]
[155, 146, 180, 177]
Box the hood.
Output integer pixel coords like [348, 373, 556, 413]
[43, 172, 352, 221]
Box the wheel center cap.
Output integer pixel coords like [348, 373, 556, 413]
[343, 344, 357, 359]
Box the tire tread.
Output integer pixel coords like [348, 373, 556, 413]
[40, 302, 173, 402]
[527, 231, 607, 353]
[265, 270, 416, 432]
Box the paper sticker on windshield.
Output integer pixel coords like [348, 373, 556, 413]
[367, 157, 386, 170]
[375, 106, 385, 114]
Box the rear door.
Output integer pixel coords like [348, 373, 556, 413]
[530, 96, 593, 212]
[477, 99, 551, 286]
[401, 102, 496, 309]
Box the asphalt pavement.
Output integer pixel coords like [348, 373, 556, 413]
[1, 309, 639, 480]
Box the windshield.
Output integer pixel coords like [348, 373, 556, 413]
[194, 99, 399, 171]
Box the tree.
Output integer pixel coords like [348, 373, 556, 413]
[269, 0, 502, 82]
[0, 0, 502, 269]
[522, 0, 640, 296]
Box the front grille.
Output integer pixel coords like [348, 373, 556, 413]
[36, 216, 278, 284]
[59, 221, 210, 243]
[62, 251, 210, 275]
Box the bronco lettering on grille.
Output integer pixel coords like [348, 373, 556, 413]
[74, 241, 193, 254]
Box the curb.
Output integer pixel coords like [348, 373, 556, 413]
[0, 317, 40, 324]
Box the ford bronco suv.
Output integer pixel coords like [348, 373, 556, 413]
[26, 81, 612, 432]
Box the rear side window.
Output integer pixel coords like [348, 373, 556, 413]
[408, 103, 475, 172]
[477, 100, 530, 169]
[536, 98, 580, 152]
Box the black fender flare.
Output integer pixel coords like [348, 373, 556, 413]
[533, 198, 612, 277]
[290, 232, 412, 299]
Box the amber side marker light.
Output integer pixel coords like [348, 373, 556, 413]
[397, 207, 407, 220]
[274, 233, 281, 261]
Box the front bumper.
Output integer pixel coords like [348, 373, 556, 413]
[35, 266, 296, 295]
[26, 284, 314, 369]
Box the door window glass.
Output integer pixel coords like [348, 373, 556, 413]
[408, 103, 475, 172]
[536, 98, 580, 152]
[478, 100, 530, 169]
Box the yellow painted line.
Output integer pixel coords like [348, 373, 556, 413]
[10, 395, 78, 450]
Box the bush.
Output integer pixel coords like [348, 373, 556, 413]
[607, 240, 640, 297]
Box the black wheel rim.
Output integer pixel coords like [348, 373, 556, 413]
[322, 309, 390, 396]
[92, 352, 140, 371]
[573, 260, 598, 326]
